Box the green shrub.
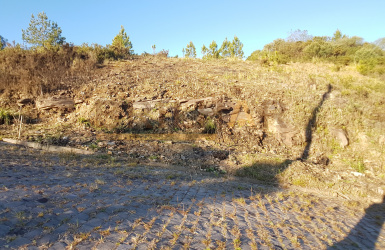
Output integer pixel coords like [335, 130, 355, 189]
[0, 109, 15, 125]
[203, 118, 216, 134]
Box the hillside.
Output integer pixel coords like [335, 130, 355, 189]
[1, 55, 384, 203]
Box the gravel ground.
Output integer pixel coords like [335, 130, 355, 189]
[0, 142, 384, 250]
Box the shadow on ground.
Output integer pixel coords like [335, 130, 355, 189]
[236, 84, 333, 185]
[329, 196, 385, 249]
[2, 84, 384, 249]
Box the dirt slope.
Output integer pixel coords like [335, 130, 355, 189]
[1, 56, 384, 203]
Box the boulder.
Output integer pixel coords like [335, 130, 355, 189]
[180, 97, 214, 111]
[331, 128, 349, 148]
[198, 108, 214, 116]
[265, 115, 295, 146]
[228, 102, 255, 128]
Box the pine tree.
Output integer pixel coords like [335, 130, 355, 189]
[202, 41, 220, 59]
[220, 37, 231, 58]
[111, 25, 133, 57]
[231, 36, 244, 59]
[22, 12, 65, 48]
[184, 41, 196, 58]
[0, 35, 7, 49]
[333, 29, 342, 41]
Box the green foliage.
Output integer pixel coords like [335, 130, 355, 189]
[247, 50, 289, 65]
[231, 35, 244, 59]
[219, 36, 244, 59]
[111, 26, 133, 59]
[374, 37, 385, 50]
[0, 109, 14, 125]
[0, 35, 7, 50]
[184, 41, 196, 58]
[355, 44, 383, 62]
[332, 29, 343, 41]
[202, 40, 220, 59]
[303, 39, 333, 58]
[22, 12, 65, 48]
[78, 117, 91, 127]
[203, 118, 216, 134]
[202, 36, 244, 59]
[355, 44, 385, 75]
[248, 29, 385, 75]
[351, 158, 366, 173]
[220, 37, 232, 58]
[74, 28, 135, 63]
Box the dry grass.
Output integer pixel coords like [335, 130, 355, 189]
[1, 55, 384, 201]
[0, 45, 95, 98]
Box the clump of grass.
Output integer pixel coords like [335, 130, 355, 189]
[78, 117, 91, 127]
[351, 158, 366, 173]
[203, 118, 216, 134]
[0, 108, 15, 125]
[236, 158, 291, 183]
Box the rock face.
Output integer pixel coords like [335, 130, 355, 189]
[36, 96, 75, 111]
[37, 95, 297, 148]
[127, 97, 257, 133]
[72, 98, 131, 131]
[262, 100, 295, 146]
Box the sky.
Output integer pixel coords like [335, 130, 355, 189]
[1, 0, 385, 58]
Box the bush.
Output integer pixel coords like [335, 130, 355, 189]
[0, 109, 15, 125]
[247, 50, 289, 65]
[156, 49, 169, 58]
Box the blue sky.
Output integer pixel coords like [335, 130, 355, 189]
[1, 0, 384, 58]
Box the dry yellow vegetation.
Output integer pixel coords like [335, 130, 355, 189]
[1, 55, 384, 202]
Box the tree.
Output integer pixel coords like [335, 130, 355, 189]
[22, 12, 65, 47]
[219, 36, 244, 59]
[202, 40, 220, 59]
[332, 29, 343, 41]
[0, 35, 7, 49]
[231, 36, 244, 59]
[111, 25, 133, 57]
[374, 37, 385, 50]
[184, 41, 196, 58]
[219, 37, 231, 58]
[286, 29, 313, 42]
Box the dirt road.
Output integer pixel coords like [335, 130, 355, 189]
[0, 142, 384, 249]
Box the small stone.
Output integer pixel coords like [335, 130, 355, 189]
[351, 171, 365, 177]
[37, 198, 48, 203]
[379, 135, 385, 145]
